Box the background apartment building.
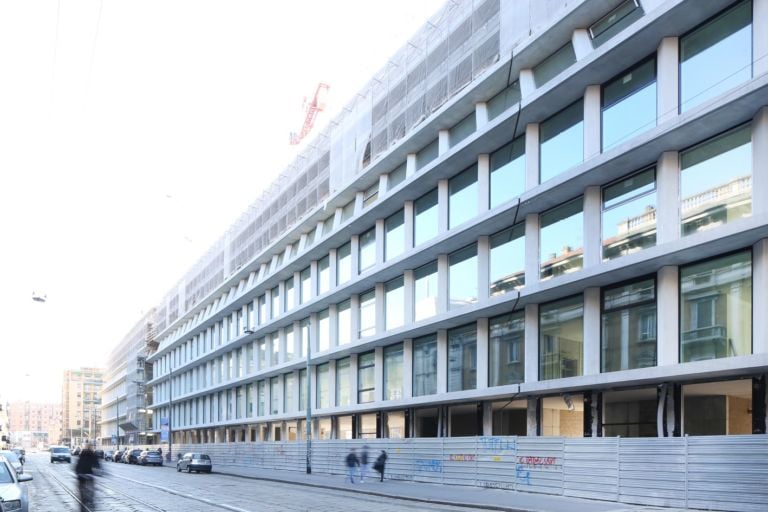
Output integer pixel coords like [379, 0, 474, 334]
[61, 367, 104, 447]
[7, 402, 62, 448]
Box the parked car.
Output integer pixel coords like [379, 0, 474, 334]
[94, 449, 104, 459]
[113, 449, 124, 462]
[50, 446, 72, 464]
[126, 449, 143, 464]
[104, 450, 115, 461]
[0, 451, 23, 475]
[176, 453, 212, 473]
[138, 450, 163, 466]
[0, 456, 32, 512]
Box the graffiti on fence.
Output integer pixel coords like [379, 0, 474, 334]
[415, 458, 443, 472]
[517, 456, 557, 468]
[448, 454, 476, 462]
[478, 436, 516, 452]
[479, 480, 514, 490]
[515, 463, 531, 485]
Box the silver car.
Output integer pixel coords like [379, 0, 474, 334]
[0, 455, 32, 512]
[176, 453, 212, 473]
[0, 452, 22, 476]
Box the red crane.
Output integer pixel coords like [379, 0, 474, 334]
[289, 82, 330, 145]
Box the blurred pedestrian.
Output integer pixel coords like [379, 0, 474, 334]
[359, 445, 369, 482]
[373, 450, 388, 482]
[345, 448, 359, 483]
[75, 442, 100, 512]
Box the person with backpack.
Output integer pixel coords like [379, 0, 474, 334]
[345, 448, 360, 483]
[373, 450, 388, 482]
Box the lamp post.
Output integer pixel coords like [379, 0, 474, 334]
[305, 336, 312, 474]
[168, 364, 173, 461]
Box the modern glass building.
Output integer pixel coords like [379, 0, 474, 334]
[133, 0, 768, 445]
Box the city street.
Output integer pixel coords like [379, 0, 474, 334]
[23, 453, 486, 511]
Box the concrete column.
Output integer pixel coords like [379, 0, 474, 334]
[354, 191, 365, 215]
[756, 0, 768, 77]
[403, 200, 415, 251]
[277, 280, 286, 317]
[350, 353, 359, 405]
[328, 303, 339, 349]
[477, 236, 491, 302]
[328, 248, 338, 290]
[524, 304, 539, 383]
[519, 69, 536, 98]
[293, 320, 302, 359]
[571, 28, 593, 61]
[258, 262, 268, 283]
[477, 154, 490, 213]
[753, 239, 768, 355]
[264, 288, 273, 325]
[656, 151, 681, 245]
[583, 186, 602, 268]
[657, 37, 679, 124]
[583, 288, 601, 375]
[291, 370, 300, 413]
[375, 218, 385, 265]
[293, 271, 301, 309]
[277, 329, 285, 365]
[525, 213, 540, 286]
[752, 107, 768, 217]
[309, 260, 318, 301]
[526, 397, 539, 436]
[525, 124, 540, 190]
[334, 206, 343, 229]
[476, 318, 489, 390]
[328, 359, 337, 407]
[403, 269, 415, 325]
[476, 102, 489, 129]
[350, 294, 361, 343]
[374, 347, 384, 402]
[350, 235, 360, 279]
[309, 364, 317, 411]
[406, 153, 417, 177]
[403, 339, 413, 399]
[315, 221, 324, 241]
[438, 129, 450, 155]
[657, 266, 680, 366]
[482, 401, 493, 435]
[437, 254, 450, 314]
[436, 330, 448, 394]
[375, 282, 386, 335]
[309, 312, 318, 356]
[438, 179, 449, 234]
[583, 85, 601, 159]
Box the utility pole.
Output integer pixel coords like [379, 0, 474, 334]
[168, 364, 173, 461]
[305, 337, 312, 474]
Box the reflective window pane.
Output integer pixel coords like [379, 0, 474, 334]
[270, 286, 280, 319]
[540, 198, 584, 280]
[680, 1, 752, 112]
[414, 189, 439, 246]
[449, 244, 478, 309]
[490, 224, 525, 295]
[384, 343, 404, 400]
[385, 209, 405, 261]
[449, 166, 478, 228]
[448, 324, 477, 392]
[490, 137, 525, 208]
[359, 290, 376, 338]
[540, 295, 584, 380]
[285, 277, 295, 312]
[357, 351, 375, 404]
[337, 300, 352, 346]
[416, 139, 439, 171]
[449, 113, 476, 147]
[300, 267, 311, 304]
[316, 363, 330, 409]
[337, 242, 352, 285]
[414, 261, 438, 321]
[359, 228, 376, 272]
[681, 125, 751, 236]
[388, 162, 407, 191]
[601, 279, 657, 372]
[317, 255, 330, 295]
[489, 312, 525, 386]
[336, 357, 351, 406]
[487, 81, 521, 120]
[385, 277, 404, 330]
[540, 100, 584, 182]
[680, 251, 751, 362]
[602, 57, 657, 150]
[317, 309, 330, 352]
[413, 334, 437, 397]
[602, 168, 657, 260]
[534, 42, 576, 87]
[590, 0, 644, 47]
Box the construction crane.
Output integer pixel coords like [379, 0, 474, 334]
[289, 82, 330, 145]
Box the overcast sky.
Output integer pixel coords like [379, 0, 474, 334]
[0, 0, 444, 403]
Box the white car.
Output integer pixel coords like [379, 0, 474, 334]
[0, 452, 22, 476]
[0, 455, 32, 512]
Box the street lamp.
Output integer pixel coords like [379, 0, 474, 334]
[305, 336, 312, 474]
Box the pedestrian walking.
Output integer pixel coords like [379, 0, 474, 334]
[345, 448, 360, 483]
[359, 445, 369, 482]
[373, 450, 388, 482]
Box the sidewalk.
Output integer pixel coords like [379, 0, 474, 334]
[162, 461, 687, 512]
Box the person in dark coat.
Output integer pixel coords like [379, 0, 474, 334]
[345, 448, 360, 483]
[373, 450, 388, 482]
[75, 443, 101, 512]
[359, 445, 369, 482]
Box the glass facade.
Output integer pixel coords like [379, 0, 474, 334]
[680, 251, 752, 362]
[680, 1, 752, 112]
[384, 343, 404, 400]
[317, 255, 330, 295]
[336, 357, 351, 406]
[490, 137, 525, 208]
[414, 189, 439, 246]
[540, 296, 584, 380]
[490, 224, 525, 295]
[448, 324, 477, 392]
[385, 277, 404, 330]
[270, 286, 280, 319]
[413, 334, 437, 397]
[602, 57, 657, 150]
[317, 309, 330, 352]
[359, 290, 376, 338]
[284, 373, 295, 413]
[602, 168, 657, 260]
[337, 242, 352, 285]
[385, 209, 405, 261]
[270, 376, 280, 414]
[602, 279, 657, 372]
[540, 100, 583, 183]
[414, 261, 438, 321]
[300, 267, 311, 304]
[534, 42, 576, 87]
[449, 165, 478, 228]
[680, 125, 751, 236]
[285, 277, 295, 311]
[540, 198, 583, 280]
[338, 300, 352, 346]
[359, 228, 376, 272]
[316, 363, 330, 409]
[449, 244, 478, 309]
[489, 312, 525, 386]
[358, 351, 375, 403]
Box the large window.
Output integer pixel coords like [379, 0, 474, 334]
[284, 373, 295, 413]
[602, 278, 657, 372]
[416, 139, 439, 171]
[490, 224, 525, 295]
[602, 168, 657, 260]
[336, 357, 351, 406]
[257, 380, 266, 416]
[540, 296, 584, 380]
[300, 267, 311, 304]
[680, 251, 751, 363]
[414, 261, 438, 321]
[258, 295, 266, 325]
[316, 363, 330, 409]
[270, 286, 280, 319]
[540, 100, 583, 182]
[385, 277, 404, 330]
[385, 209, 405, 261]
[490, 137, 525, 208]
[357, 351, 375, 404]
[359, 228, 376, 273]
[448, 324, 476, 392]
[317, 255, 330, 295]
[534, 42, 576, 87]
[540, 198, 583, 280]
[317, 309, 330, 352]
[449, 166, 478, 229]
[489, 312, 525, 386]
[414, 189, 439, 246]
[384, 343, 404, 400]
[337, 300, 352, 346]
[589, 0, 644, 47]
[681, 125, 752, 236]
[487, 81, 521, 120]
[270, 376, 280, 414]
[602, 57, 657, 150]
[413, 334, 437, 397]
[284, 327, 295, 362]
[285, 277, 295, 312]
[680, 0, 752, 112]
[449, 244, 478, 309]
[337, 242, 352, 285]
[359, 290, 376, 338]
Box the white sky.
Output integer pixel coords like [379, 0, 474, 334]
[0, 0, 444, 403]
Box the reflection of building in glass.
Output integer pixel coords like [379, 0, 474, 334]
[603, 205, 657, 260]
[682, 175, 751, 236]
